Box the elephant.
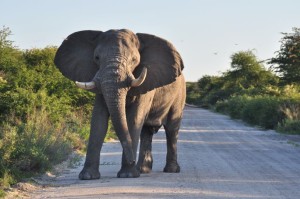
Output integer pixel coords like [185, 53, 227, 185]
[54, 29, 186, 179]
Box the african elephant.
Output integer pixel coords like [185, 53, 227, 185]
[54, 29, 186, 179]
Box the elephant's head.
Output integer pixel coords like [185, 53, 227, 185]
[54, 29, 184, 165]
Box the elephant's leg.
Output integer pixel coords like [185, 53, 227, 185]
[118, 148, 141, 178]
[117, 120, 142, 178]
[163, 126, 180, 173]
[136, 125, 155, 173]
[79, 94, 109, 180]
[163, 110, 182, 173]
[117, 94, 154, 178]
[117, 124, 141, 178]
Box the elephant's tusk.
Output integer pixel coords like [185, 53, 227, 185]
[75, 81, 96, 90]
[131, 67, 147, 87]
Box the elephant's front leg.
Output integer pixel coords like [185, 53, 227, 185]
[117, 94, 153, 178]
[117, 121, 142, 178]
[79, 94, 109, 180]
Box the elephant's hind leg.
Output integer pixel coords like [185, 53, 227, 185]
[163, 110, 182, 173]
[136, 125, 156, 173]
[163, 126, 180, 173]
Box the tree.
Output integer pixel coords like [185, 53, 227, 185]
[0, 26, 13, 49]
[225, 50, 277, 89]
[196, 75, 227, 105]
[199, 51, 279, 106]
[0, 27, 23, 75]
[197, 75, 221, 93]
[269, 27, 300, 85]
[0, 27, 24, 119]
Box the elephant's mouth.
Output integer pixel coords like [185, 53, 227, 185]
[75, 67, 147, 90]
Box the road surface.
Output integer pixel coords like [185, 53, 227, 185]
[29, 107, 300, 198]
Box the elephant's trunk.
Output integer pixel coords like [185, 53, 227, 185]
[101, 75, 135, 166]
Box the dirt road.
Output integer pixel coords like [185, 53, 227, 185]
[29, 107, 300, 198]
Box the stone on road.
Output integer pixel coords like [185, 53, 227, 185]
[30, 107, 300, 198]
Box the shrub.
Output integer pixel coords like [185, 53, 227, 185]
[277, 119, 300, 134]
[241, 96, 282, 129]
[215, 95, 251, 119]
[279, 99, 300, 121]
[216, 96, 295, 130]
[228, 96, 251, 119]
[277, 97, 300, 134]
[186, 92, 201, 105]
[0, 109, 74, 180]
[215, 100, 229, 113]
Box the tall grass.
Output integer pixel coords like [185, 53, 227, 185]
[279, 101, 300, 121]
[0, 108, 73, 188]
[277, 99, 300, 134]
[0, 106, 117, 194]
[0, 109, 73, 193]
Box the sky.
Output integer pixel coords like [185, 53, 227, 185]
[1, 0, 300, 82]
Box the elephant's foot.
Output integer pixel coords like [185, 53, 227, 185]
[117, 164, 140, 178]
[79, 167, 100, 180]
[137, 160, 153, 174]
[163, 162, 180, 173]
[138, 164, 152, 174]
[137, 150, 153, 174]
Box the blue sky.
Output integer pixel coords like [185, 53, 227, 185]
[1, 0, 300, 81]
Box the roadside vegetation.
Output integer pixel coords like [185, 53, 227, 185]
[187, 27, 300, 135]
[0, 27, 116, 196]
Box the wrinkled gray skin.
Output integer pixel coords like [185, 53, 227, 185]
[54, 29, 186, 179]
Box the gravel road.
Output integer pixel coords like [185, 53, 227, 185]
[29, 107, 300, 199]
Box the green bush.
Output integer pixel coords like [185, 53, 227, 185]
[228, 96, 251, 119]
[277, 97, 300, 134]
[241, 96, 282, 129]
[186, 92, 201, 105]
[277, 119, 300, 134]
[0, 27, 102, 193]
[216, 84, 300, 132]
[0, 109, 74, 178]
[215, 100, 229, 113]
[215, 95, 251, 119]
[216, 95, 300, 131]
[186, 82, 201, 105]
[279, 98, 300, 120]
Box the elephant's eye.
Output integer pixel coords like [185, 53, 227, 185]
[95, 56, 100, 61]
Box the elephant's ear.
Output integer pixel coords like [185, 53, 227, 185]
[54, 30, 103, 82]
[128, 33, 184, 96]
